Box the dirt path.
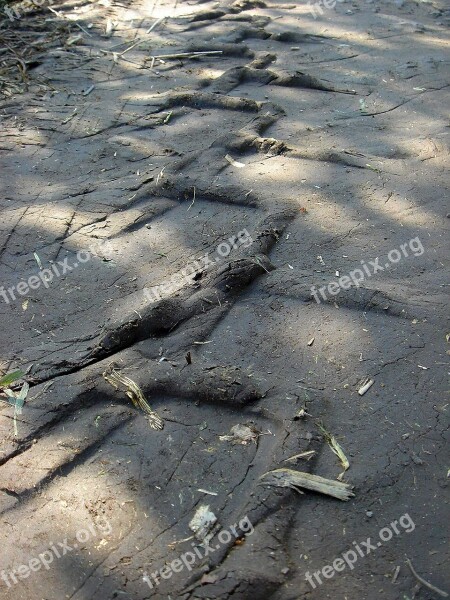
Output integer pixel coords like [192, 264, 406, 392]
[0, 0, 449, 598]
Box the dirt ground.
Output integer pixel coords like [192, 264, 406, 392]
[0, 0, 449, 598]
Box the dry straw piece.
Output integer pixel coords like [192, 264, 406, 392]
[103, 365, 164, 430]
[317, 422, 350, 481]
[260, 469, 354, 501]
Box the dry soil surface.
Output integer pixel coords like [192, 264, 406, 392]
[0, 0, 449, 599]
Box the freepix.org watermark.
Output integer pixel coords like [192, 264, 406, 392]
[143, 228, 253, 304]
[305, 513, 415, 589]
[143, 515, 254, 589]
[307, 0, 345, 19]
[311, 236, 424, 304]
[1, 517, 112, 588]
[0, 239, 113, 306]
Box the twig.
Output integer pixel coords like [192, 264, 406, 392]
[120, 37, 144, 56]
[61, 107, 77, 124]
[75, 22, 92, 37]
[187, 187, 195, 211]
[108, 39, 134, 50]
[156, 166, 166, 185]
[146, 16, 166, 34]
[392, 565, 400, 584]
[284, 450, 316, 463]
[260, 468, 354, 501]
[82, 84, 95, 96]
[406, 558, 448, 598]
[151, 50, 223, 60]
[106, 16, 166, 56]
[47, 6, 61, 16]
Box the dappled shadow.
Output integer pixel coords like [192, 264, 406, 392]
[0, 0, 449, 598]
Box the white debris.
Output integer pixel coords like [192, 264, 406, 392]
[225, 154, 246, 168]
[189, 505, 217, 543]
[219, 424, 259, 445]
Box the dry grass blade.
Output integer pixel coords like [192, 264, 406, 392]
[260, 468, 354, 501]
[283, 450, 316, 463]
[103, 366, 164, 430]
[3, 382, 29, 437]
[317, 422, 350, 481]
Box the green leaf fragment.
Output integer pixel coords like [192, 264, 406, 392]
[0, 370, 24, 388]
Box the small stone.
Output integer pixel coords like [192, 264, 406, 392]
[366, 510, 373, 517]
[281, 567, 290, 575]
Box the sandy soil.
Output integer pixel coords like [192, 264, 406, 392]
[0, 0, 449, 598]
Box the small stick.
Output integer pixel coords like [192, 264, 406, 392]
[392, 565, 400, 583]
[197, 489, 217, 496]
[156, 166, 166, 185]
[120, 37, 144, 56]
[406, 558, 448, 598]
[61, 107, 77, 124]
[187, 186, 195, 211]
[284, 450, 316, 463]
[82, 84, 95, 96]
[108, 39, 135, 50]
[75, 22, 93, 37]
[167, 535, 194, 549]
[146, 16, 166, 34]
[118, 18, 167, 56]
[47, 6, 61, 16]
[152, 50, 223, 60]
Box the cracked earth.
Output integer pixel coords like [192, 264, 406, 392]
[0, 0, 449, 598]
